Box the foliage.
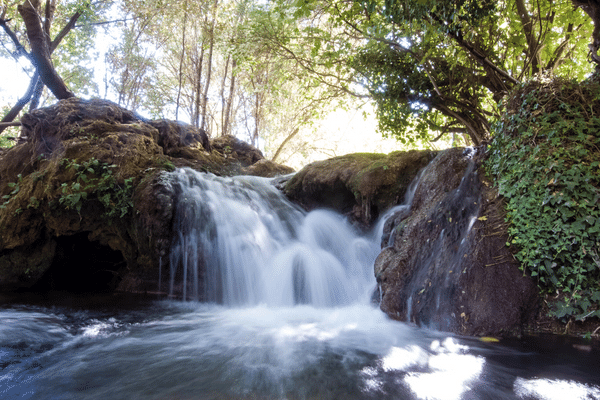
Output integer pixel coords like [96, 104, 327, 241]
[487, 76, 600, 319]
[3, 0, 597, 166]
[549, 289, 600, 322]
[0, 0, 110, 104]
[0, 134, 15, 148]
[289, 0, 593, 146]
[0, 173, 22, 210]
[234, 4, 346, 158]
[0, 104, 19, 146]
[46, 0, 110, 99]
[59, 157, 134, 218]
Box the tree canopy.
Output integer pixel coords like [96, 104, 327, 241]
[0, 0, 599, 153]
[284, 0, 594, 145]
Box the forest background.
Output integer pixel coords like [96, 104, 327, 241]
[0, 0, 448, 170]
[0, 0, 595, 165]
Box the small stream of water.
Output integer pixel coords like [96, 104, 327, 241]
[1, 168, 599, 399]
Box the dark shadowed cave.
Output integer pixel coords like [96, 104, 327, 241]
[34, 233, 126, 292]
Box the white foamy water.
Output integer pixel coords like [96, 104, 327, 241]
[169, 169, 379, 305]
[1, 168, 599, 399]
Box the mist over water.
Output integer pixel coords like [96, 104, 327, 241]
[1, 168, 600, 400]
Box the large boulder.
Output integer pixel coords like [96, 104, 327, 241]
[283, 146, 538, 336]
[375, 148, 539, 336]
[284, 150, 436, 225]
[0, 98, 291, 293]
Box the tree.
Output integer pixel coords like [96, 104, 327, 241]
[0, 0, 106, 132]
[17, 0, 74, 100]
[573, 0, 600, 66]
[106, 9, 159, 112]
[281, 0, 593, 145]
[230, 1, 360, 152]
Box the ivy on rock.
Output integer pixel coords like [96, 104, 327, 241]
[487, 76, 600, 321]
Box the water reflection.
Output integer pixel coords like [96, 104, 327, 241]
[514, 377, 600, 400]
[404, 339, 485, 400]
[1, 299, 599, 400]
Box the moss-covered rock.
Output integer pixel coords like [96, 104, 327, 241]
[0, 98, 291, 293]
[284, 150, 436, 225]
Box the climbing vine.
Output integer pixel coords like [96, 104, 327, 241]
[486, 76, 600, 321]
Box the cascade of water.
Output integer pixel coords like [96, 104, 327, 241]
[168, 168, 380, 306]
[373, 166, 426, 247]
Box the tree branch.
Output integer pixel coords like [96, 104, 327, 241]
[50, 9, 81, 51]
[0, 73, 40, 134]
[0, 15, 32, 61]
[428, 12, 520, 88]
[18, 0, 74, 100]
[515, 0, 542, 74]
[271, 126, 300, 163]
[434, 102, 487, 145]
[572, 0, 600, 66]
[44, 0, 57, 46]
[546, 23, 575, 71]
[0, 122, 22, 128]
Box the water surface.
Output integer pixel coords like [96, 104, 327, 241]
[2, 169, 599, 399]
[1, 295, 599, 400]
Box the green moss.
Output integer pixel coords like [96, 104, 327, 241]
[154, 156, 176, 172]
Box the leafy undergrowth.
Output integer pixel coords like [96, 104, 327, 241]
[59, 158, 134, 218]
[487, 76, 600, 323]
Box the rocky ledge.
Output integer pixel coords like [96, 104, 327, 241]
[284, 147, 540, 337]
[0, 98, 553, 338]
[0, 98, 292, 293]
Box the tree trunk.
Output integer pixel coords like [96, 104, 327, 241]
[223, 59, 236, 137]
[0, 6, 81, 131]
[18, 0, 74, 100]
[572, 0, 600, 66]
[175, 1, 188, 121]
[200, 0, 219, 131]
[271, 126, 299, 163]
[0, 74, 39, 134]
[192, 33, 205, 128]
[252, 92, 261, 147]
[29, 76, 46, 110]
[515, 0, 541, 75]
[220, 55, 230, 135]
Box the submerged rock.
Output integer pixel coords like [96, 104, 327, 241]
[0, 98, 291, 293]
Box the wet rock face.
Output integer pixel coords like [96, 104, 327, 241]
[284, 150, 436, 226]
[0, 98, 290, 293]
[283, 146, 537, 336]
[376, 148, 539, 336]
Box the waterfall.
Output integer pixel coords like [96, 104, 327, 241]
[168, 168, 380, 306]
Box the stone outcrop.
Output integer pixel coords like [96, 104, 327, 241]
[284, 150, 436, 226]
[286, 147, 539, 336]
[374, 148, 539, 336]
[0, 98, 291, 293]
[0, 97, 542, 337]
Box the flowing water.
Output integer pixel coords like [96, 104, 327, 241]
[1, 168, 599, 399]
